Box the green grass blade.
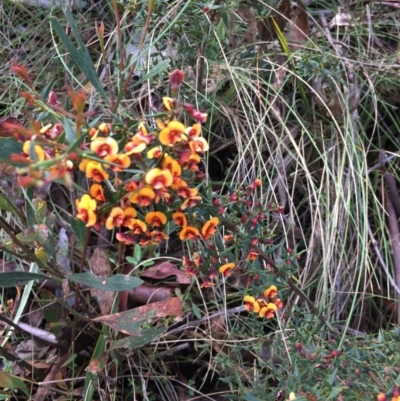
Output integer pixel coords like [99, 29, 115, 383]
[50, 13, 108, 101]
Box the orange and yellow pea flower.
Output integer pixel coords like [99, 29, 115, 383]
[89, 122, 110, 139]
[162, 155, 182, 178]
[181, 195, 202, 210]
[244, 285, 282, 319]
[156, 118, 167, 130]
[150, 230, 169, 242]
[135, 123, 155, 144]
[85, 161, 109, 182]
[179, 226, 199, 241]
[106, 207, 125, 230]
[124, 137, 147, 155]
[172, 212, 187, 227]
[79, 158, 90, 172]
[22, 141, 46, 161]
[116, 232, 136, 244]
[129, 186, 156, 207]
[147, 146, 163, 159]
[159, 121, 186, 146]
[189, 137, 209, 153]
[185, 123, 201, 140]
[122, 207, 138, 228]
[127, 219, 147, 234]
[219, 263, 235, 277]
[176, 183, 198, 198]
[170, 177, 188, 191]
[145, 211, 167, 227]
[264, 285, 278, 299]
[185, 153, 201, 172]
[90, 184, 106, 201]
[259, 303, 277, 319]
[153, 187, 170, 204]
[125, 181, 138, 192]
[90, 137, 119, 157]
[75, 194, 97, 227]
[137, 122, 148, 135]
[243, 295, 261, 313]
[201, 217, 219, 240]
[103, 154, 131, 172]
[162, 97, 174, 111]
[145, 168, 173, 190]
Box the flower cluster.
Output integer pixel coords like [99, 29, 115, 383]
[243, 285, 283, 319]
[12, 70, 221, 251]
[73, 107, 212, 246]
[10, 66, 287, 310]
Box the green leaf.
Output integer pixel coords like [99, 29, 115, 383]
[216, 17, 227, 41]
[0, 138, 22, 163]
[66, 131, 87, 154]
[68, 272, 143, 291]
[0, 272, 57, 288]
[63, 116, 75, 144]
[84, 326, 108, 399]
[0, 195, 19, 217]
[69, 217, 86, 249]
[134, 244, 141, 262]
[125, 256, 138, 264]
[34, 198, 48, 224]
[191, 302, 202, 319]
[0, 372, 29, 396]
[133, 59, 170, 87]
[50, 12, 108, 101]
[110, 327, 166, 350]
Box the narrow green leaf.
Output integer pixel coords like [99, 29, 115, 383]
[110, 327, 166, 350]
[0, 195, 20, 217]
[25, 187, 35, 226]
[69, 272, 143, 291]
[66, 132, 87, 154]
[69, 217, 86, 248]
[216, 17, 227, 41]
[63, 116, 75, 144]
[0, 272, 57, 288]
[133, 59, 170, 87]
[191, 302, 202, 319]
[134, 244, 141, 262]
[50, 14, 108, 101]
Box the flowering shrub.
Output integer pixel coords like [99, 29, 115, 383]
[9, 65, 287, 319]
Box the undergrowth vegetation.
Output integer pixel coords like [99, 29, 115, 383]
[1, 0, 400, 400]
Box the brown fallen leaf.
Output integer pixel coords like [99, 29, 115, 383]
[85, 350, 110, 375]
[286, 0, 309, 51]
[140, 261, 191, 285]
[92, 297, 183, 335]
[128, 283, 173, 304]
[55, 372, 68, 390]
[89, 248, 115, 315]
